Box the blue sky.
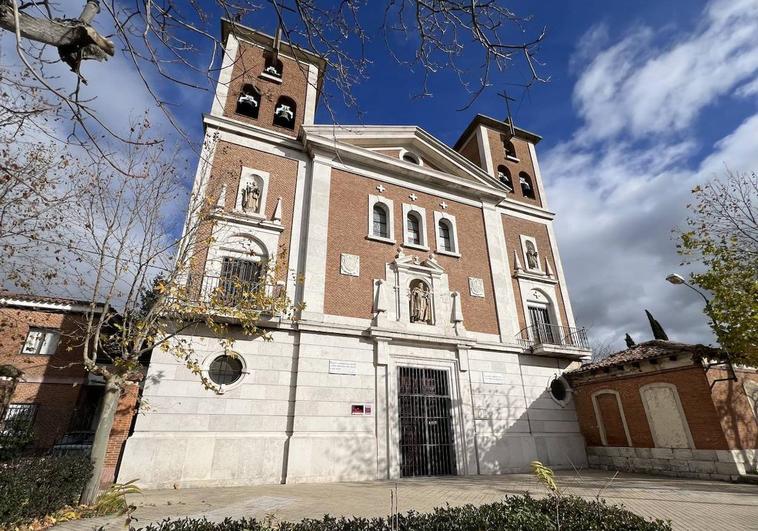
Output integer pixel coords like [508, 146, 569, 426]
[4, 0, 756, 351]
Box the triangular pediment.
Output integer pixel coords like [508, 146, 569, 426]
[302, 124, 508, 198]
[393, 251, 446, 274]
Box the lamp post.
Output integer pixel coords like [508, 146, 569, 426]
[665, 273, 722, 339]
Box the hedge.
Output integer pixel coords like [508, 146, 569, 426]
[134, 494, 671, 531]
[0, 455, 93, 525]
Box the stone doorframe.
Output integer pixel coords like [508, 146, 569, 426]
[373, 337, 477, 480]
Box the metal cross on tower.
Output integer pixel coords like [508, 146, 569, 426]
[498, 89, 517, 138]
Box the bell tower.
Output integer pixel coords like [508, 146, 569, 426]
[210, 19, 326, 136]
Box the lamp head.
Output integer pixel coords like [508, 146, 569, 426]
[666, 273, 686, 285]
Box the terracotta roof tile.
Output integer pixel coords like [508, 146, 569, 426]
[568, 340, 722, 376]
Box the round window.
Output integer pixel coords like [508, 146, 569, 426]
[550, 378, 568, 402]
[208, 355, 244, 386]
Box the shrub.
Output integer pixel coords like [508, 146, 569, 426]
[0, 454, 92, 525]
[133, 494, 671, 531]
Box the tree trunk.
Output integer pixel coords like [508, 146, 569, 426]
[80, 377, 120, 504]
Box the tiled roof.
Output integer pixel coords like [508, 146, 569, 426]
[568, 340, 723, 376]
[0, 292, 104, 311]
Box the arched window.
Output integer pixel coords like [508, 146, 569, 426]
[273, 96, 296, 129]
[236, 84, 260, 119]
[519, 172, 535, 199]
[497, 165, 513, 192]
[438, 219, 453, 252]
[527, 289, 556, 345]
[263, 52, 283, 79]
[372, 203, 389, 238]
[409, 279, 432, 324]
[503, 135, 517, 159]
[406, 212, 421, 245]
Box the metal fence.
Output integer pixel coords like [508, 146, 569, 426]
[517, 324, 590, 350]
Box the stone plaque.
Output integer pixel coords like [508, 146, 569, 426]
[483, 372, 505, 385]
[468, 277, 485, 298]
[340, 253, 360, 277]
[329, 360, 358, 375]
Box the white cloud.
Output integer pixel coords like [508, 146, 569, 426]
[574, 0, 758, 141]
[546, 0, 758, 352]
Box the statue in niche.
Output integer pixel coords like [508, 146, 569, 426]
[409, 281, 431, 323]
[241, 180, 261, 213]
[525, 240, 539, 270]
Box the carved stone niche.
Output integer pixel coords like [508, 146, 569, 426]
[382, 250, 454, 331]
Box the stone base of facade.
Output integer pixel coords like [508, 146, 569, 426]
[586, 446, 758, 482]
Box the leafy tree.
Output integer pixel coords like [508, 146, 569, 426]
[52, 123, 303, 503]
[678, 170, 758, 362]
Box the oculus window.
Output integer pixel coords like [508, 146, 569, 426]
[208, 355, 244, 386]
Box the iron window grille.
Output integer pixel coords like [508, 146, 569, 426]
[0, 403, 38, 448]
[218, 257, 261, 305]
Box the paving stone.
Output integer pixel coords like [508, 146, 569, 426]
[52, 471, 758, 531]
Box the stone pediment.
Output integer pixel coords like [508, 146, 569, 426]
[392, 250, 445, 275]
[302, 125, 506, 200]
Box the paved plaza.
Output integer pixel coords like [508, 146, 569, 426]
[55, 471, 758, 530]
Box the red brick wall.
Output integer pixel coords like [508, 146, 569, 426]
[223, 41, 311, 136]
[193, 141, 300, 282]
[501, 215, 568, 332]
[487, 128, 543, 207]
[572, 367, 730, 450]
[100, 384, 140, 487]
[0, 308, 89, 449]
[709, 369, 758, 450]
[323, 169, 500, 335]
[457, 135, 481, 168]
[595, 392, 628, 446]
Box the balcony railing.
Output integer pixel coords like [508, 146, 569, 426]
[517, 324, 590, 350]
[186, 274, 283, 309]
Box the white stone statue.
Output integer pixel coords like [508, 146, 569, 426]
[525, 240, 539, 270]
[241, 181, 261, 213]
[410, 283, 431, 323]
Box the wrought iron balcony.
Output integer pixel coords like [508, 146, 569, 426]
[517, 324, 591, 352]
[186, 273, 284, 311]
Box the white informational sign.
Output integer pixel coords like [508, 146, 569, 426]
[329, 360, 358, 375]
[482, 372, 506, 385]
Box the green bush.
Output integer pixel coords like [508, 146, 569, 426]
[134, 494, 671, 531]
[0, 454, 92, 525]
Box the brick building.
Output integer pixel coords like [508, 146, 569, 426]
[565, 340, 758, 481]
[0, 293, 139, 487]
[117, 20, 592, 488]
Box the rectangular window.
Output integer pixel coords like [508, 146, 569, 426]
[219, 257, 260, 304]
[21, 328, 59, 355]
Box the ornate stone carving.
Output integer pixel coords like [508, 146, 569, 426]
[468, 277, 485, 298]
[340, 253, 360, 277]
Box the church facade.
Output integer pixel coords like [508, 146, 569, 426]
[117, 20, 591, 488]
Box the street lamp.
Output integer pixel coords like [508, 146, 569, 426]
[665, 273, 710, 306]
[666, 273, 722, 339]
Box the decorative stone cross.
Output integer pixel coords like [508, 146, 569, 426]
[409, 193, 418, 201]
[376, 184, 385, 193]
[440, 201, 448, 209]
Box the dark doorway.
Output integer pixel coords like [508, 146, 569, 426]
[398, 367, 456, 477]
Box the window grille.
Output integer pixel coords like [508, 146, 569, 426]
[0, 403, 38, 448]
[219, 257, 260, 305]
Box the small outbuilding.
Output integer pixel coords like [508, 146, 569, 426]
[564, 340, 758, 481]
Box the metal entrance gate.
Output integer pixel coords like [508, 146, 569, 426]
[398, 367, 456, 477]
